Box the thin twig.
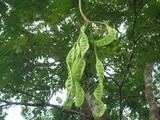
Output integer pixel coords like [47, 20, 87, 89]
[119, 1, 137, 119]
[79, 0, 91, 24]
[105, 76, 119, 87]
[120, 44, 136, 86]
[0, 89, 44, 103]
[120, 0, 137, 85]
[111, 94, 146, 100]
[131, 0, 137, 43]
[119, 86, 123, 120]
[15, 89, 44, 103]
[0, 104, 9, 108]
[0, 99, 92, 119]
[30, 90, 55, 119]
[135, 13, 160, 43]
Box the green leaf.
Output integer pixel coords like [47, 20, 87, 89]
[65, 73, 73, 92]
[94, 83, 103, 100]
[66, 45, 76, 70]
[92, 102, 106, 117]
[15, 46, 22, 53]
[93, 83, 105, 117]
[72, 58, 86, 81]
[75, 81, 84, 108]
[79, 26, 89, 57]
[64, 73, 74, 108]
[65, 25, 89, 108]
[92, 101, 106, 117]
[93, 24, 117, 47]
[92, 50, 105, 117]
[95, 57, 104, 81]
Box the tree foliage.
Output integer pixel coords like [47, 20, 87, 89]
[0, 0, 160, 120]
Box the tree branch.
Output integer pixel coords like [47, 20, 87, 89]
[118, 86, 123, 120]
[15, 89, 44, 103]
[135, 13, 160, 43]
[0, 99, 92, 119]
[118, 13, 160, 120]
[79, 0, 91, 25]
[119, 1, 138, 119]
[120, 13, 160, 87]
[131, 0, 137, 43]
[120, 44, 136, 86]
[30, 90, 55, 119]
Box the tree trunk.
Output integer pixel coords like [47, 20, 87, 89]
[144, 62, 159, 120]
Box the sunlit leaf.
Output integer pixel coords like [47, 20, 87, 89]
[92, 50, 105, 117]
[75, 81, 84, 107]
[93, 24, 117, 47]
[72, 58, 86, 81]
[65, 25, 89, 109]
[79, 26, 89, 57]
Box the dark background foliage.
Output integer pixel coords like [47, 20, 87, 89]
[0, 0, 160, 119]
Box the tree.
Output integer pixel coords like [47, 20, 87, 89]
[0, 0, 160, 120]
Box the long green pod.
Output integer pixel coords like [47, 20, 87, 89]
[65, 25, 89, 108]
[72, 58, 86, 81]
[92, 23, 117, 47]
[93, 47, 106, 117]
[79, 25, 89, 57]
[66, 45, 76, 71]
[65, 45, 76, 108]
[75, 81, 85, 107]
[93, 83, 105, 117]
[65, 73, 75, 108]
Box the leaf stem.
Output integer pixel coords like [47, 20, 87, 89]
[79, 0, 91, 25]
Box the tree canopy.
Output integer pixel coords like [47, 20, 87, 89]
[0, 0, 160, 120]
